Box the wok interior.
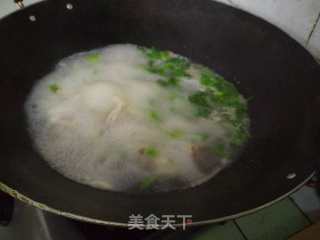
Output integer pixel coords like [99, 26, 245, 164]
[0, 0, 319, 224]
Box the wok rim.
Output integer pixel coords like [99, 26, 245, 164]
[0, 172, 314, 227]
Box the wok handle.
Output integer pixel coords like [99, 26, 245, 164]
[14, 0, 24, 9]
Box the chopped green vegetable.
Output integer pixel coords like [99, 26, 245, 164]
[212, 143, 228, 158]
[142, 47, 171, 61]
[140, 47, 191, 88]
[144, 147, 159, 158]
[200, 68, 220, 87]
[148, 57, 190, 79]
[86, 53, 101, 63]
[198, 67, 240, 103]
[188, 91, 212, 108]
[157, 77, 180, 87]
[49, 83, 60, 93]
[167, 129, 184, 139]
[188, 66, 249, 146]
[141, 46, 250, 152]
[148, 110, 162, 123]
[139, 176, 158, 190]
[188, 90, 215, 117]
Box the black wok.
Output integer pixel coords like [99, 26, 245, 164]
[0, 0, 320, 227]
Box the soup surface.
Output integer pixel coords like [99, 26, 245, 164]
[25, 44, 249, 192]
